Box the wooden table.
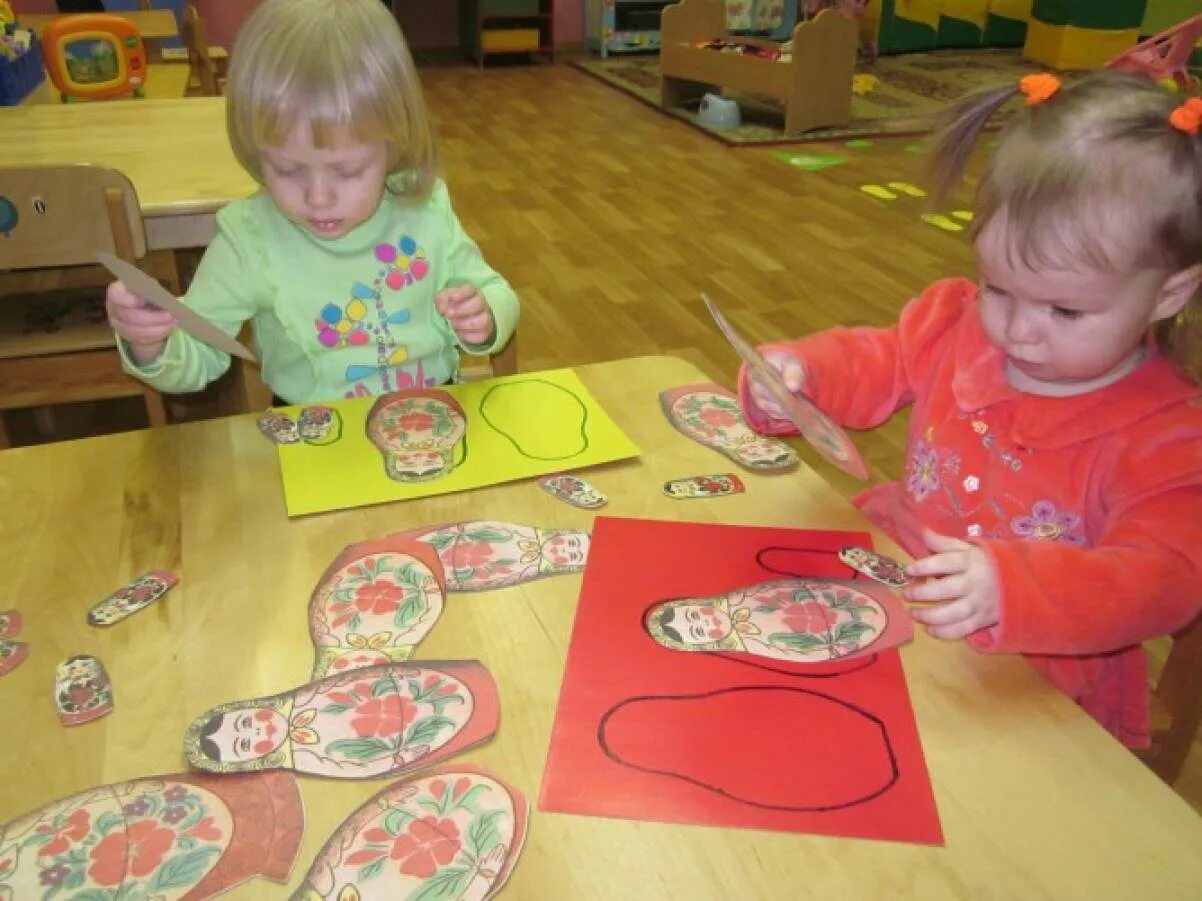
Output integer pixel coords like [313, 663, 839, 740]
[2, 354, 1201, 898]
[0, 96, 253, 250]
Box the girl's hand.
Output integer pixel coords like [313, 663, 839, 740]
[904, 528, 1000, 639]
[747, 348, 807, 420]
[106, 279, 177, 365]
[436, 283, 495, 346]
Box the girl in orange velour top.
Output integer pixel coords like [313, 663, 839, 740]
[739, 72, 1202, 749]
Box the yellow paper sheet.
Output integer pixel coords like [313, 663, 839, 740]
[275, 368, 641, 516]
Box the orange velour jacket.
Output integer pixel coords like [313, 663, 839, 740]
[738, 277, 1202, 747]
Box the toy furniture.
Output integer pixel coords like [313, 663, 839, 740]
[586, 0, 674, 57]
[460, 0, 555, 67]
[659, 0, 859, 135]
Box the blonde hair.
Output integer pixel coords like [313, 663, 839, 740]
[930, 71, 1202, 380]
[226, 0, 438, 201]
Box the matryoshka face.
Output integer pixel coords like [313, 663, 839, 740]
[660, 603, 732, 646]
[388, 449, 449, 481]
[201, 708, 288, 763]
[542, 533, 589, 567]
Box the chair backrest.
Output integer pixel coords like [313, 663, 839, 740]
[458, 333, 518, 382]
[182, 3, 219, 96]
[0, 165, 146, 271]
[1143, 612, 1202, 784]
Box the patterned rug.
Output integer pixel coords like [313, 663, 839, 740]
[572, 49, 1041, 146]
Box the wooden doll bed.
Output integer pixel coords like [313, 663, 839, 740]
[660, 0, 858, 135]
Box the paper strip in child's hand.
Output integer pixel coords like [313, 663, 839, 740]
[95, 251, 258, 362]
[699, 292, 869, 480]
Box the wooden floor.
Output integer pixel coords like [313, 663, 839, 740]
[7, 56, 1201, 812]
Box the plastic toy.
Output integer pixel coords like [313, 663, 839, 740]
[40, 13, 147, 102]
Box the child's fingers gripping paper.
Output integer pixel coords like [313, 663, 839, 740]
[748, 350, 806, 419]
[758, 348, 807, 394]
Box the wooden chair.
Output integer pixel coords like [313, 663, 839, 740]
[1139, 613, 1202, 784]
[460, 332, 518, 381]
[177, 3, 227, 96]
[0, 165, 169, 447]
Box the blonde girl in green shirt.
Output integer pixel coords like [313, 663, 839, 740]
[106, 0, 519, 403]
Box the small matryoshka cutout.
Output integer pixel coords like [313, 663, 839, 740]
[0, 639, 28, 678]
[54, 655, 114, 726]
[663, 473, 745, 499]
[87, 571, 179, 627]
[0, 609, 21, 639]
[298, 406, 342, 445]
[539, 473, 608, 509]
[839, 546, 909, 589]
[257, 411, 300, 445]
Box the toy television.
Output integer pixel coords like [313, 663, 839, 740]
[40, 13, 147, 101]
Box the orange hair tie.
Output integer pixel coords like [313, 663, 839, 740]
[1169, 97, 1202, 135]
[1019, 73, 1061, 106]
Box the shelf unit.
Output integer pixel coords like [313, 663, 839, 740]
[459, 0, 555, 67]
[585, 0, 675, 58]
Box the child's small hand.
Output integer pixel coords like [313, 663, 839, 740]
[106, 279, 177, 365]
[436, 283, 495, 346]
[747, 349, 807, 420]
[904, 528, 1000, 640]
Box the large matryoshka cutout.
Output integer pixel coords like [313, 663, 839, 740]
[644, 578, 911, 663]
[393, 520, 590, 592]
[660, 383, 798, 471]
[366, 389, 467, 483]
[183, 662, 498, 780]
[308, 536, 446, 680]
[0, 771, 303, 899]
[294, 765, 527, 901]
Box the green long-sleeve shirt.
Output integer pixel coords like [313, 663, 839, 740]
[120, 178, 519, 403]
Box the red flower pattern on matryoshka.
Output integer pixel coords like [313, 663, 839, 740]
[353, 580, 405, 616]
[453, 541, 495, 569]
[396, 411, 435, 433]
[36, 808, 91, 858]
[351, 692, 418, 739]
[87, 820, 175, 886]
[389, 816, 463, 878]
[782, 600, 840, 635]
[697, 406, 739, 430]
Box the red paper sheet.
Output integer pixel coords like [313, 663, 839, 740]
[540, 516, 943, 845]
